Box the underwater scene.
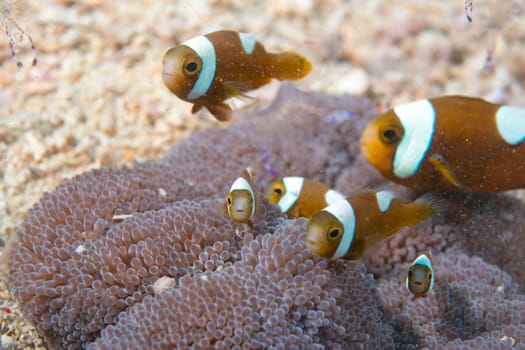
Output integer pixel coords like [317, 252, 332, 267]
[1, 0, 525, 349]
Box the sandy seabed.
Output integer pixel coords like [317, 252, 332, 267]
[1, 0, 524, 348]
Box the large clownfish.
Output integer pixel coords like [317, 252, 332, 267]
[225, 168, 257, 224]
[266, 177, 345, 218]
[360, 96, 525, 192]
[162, 30, 312, 122]
[306, 190, 438, 260]
[406, 252, 435, 298]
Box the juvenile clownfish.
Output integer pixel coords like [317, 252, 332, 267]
[162, 30, 312, 122]
[406, 252, 434, 298]
[360, 96, 525, 192]
[266, 177, 345, 218]
[306, 190, 437, 260]
[226, 168, 257, 224]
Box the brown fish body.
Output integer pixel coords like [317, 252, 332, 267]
[360, 96, 525, 192]
[306, 190, 435, 260]
[162, 30, 312, 121]
[266, 177, 345, 218]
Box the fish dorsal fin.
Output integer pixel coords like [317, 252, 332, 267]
[244, 167, 256, 182]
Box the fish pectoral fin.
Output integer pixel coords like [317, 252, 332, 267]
[205, 103, 233, 122]
[223, 80, 255, 99]
[220, 202, 230, 218]
[288, 206, 301, 219]
[191, 104, 203, 114]
[344, 237, 366, 260]
[428, 154, 462, 189]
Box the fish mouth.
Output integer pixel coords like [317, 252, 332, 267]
[413, 281, 423, 286]
[161, 72, 181, 95]
[162, 72, 174, 82]
[231, 209, 249, 222]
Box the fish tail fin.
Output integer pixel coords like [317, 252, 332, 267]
[269, 51, 312, 80]
[391, 193, 443, 229]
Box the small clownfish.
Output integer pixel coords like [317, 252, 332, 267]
[406, 252, 434, 298]
[266, 177, 345, 218]
[226, 168, 257, 224]
[162, 30, 312, 122]
[306, 190, 437, 260]
[360, 96, 525, 192]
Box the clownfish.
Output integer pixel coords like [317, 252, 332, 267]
[266, 177, 345, 218]
[162, 30, 312, 122]
[306, 190, 437, 260]
[360, 96, 525, 192]
[406, 252, 434, 298]
[226, 168, 257, 224]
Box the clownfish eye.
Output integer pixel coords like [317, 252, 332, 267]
[328, 228, 340, 240]
[185, 61, 197, 72]
[273, 185, 283, 196]
[379, 125, 402, 144]
[428, 273, 432, 280]
[408, 270, 413, 277]
[227, 196, 232, 205]
[182, 58, 200, 75]
[382, 129, 398, 143]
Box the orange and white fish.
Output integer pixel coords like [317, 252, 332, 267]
[360, 96, 525, 192]
[306, 190, 438, 260]
[406, 252, 434, 298]
[226, 168, 257, 224]
[162, 30, 312, 122]
[266, 177, 345, 218]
